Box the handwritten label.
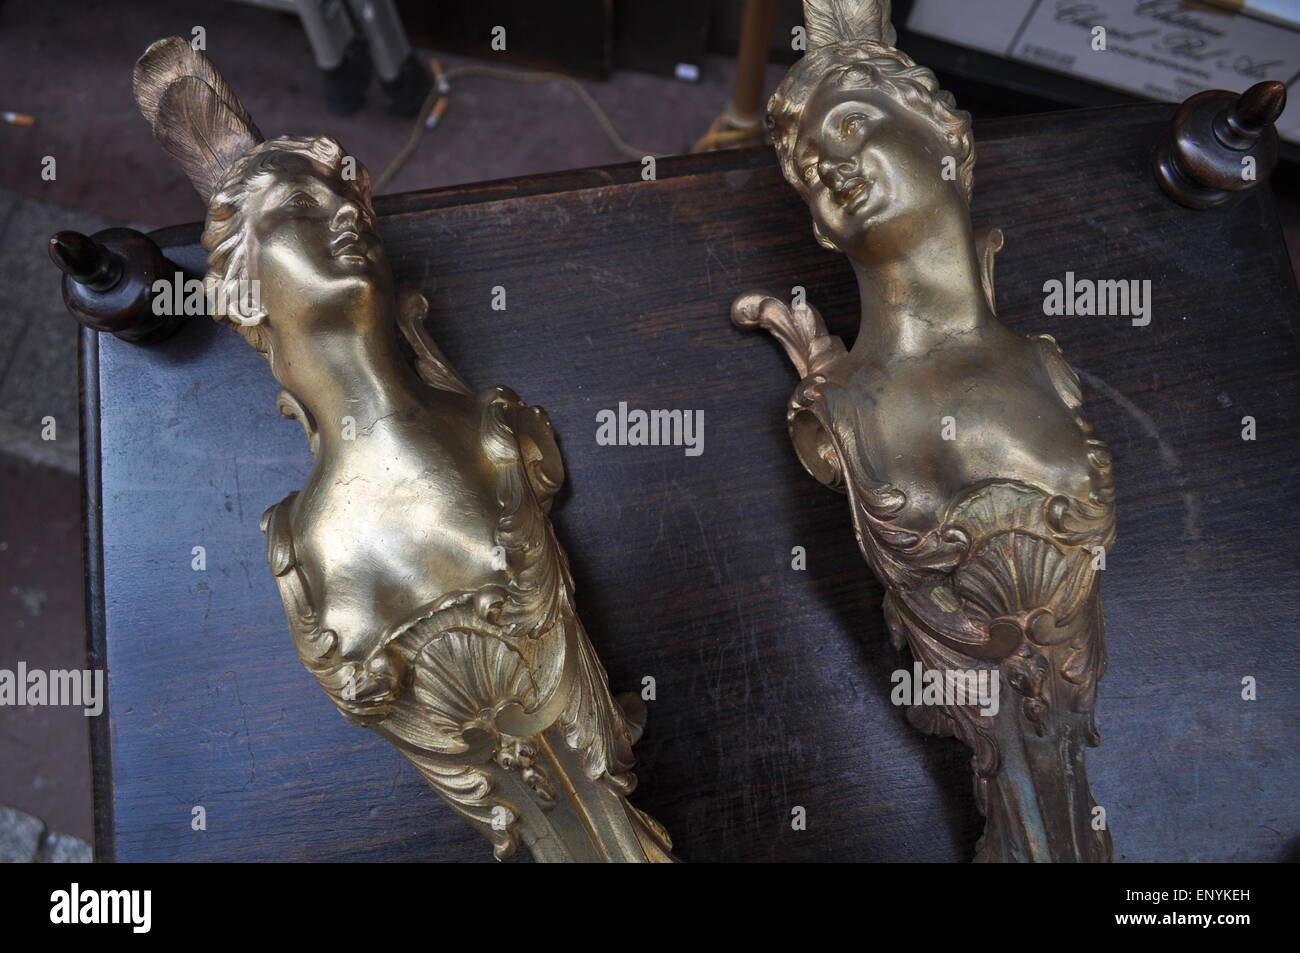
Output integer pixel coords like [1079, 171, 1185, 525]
[908, 0, 1298, 144]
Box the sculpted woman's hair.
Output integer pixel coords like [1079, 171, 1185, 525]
[202, 136, 374, 356]
[132, 38, 375, 359]
[767, 44, 976, 204]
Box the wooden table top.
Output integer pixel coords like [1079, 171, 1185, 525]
[82, 103, 1300, 862]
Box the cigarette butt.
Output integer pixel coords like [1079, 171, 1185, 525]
[425, 97, 447, 129]
[2, 111, 36, 126]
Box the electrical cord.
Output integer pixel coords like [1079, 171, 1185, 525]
[375, 59, 665, 192]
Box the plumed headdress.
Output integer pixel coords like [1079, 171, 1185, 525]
[803, 0, 896, 48]
[770, 1, 975, 203]
[132, 37, 265, 203]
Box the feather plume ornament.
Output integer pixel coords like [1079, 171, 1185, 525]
[803, 0, 897, 49]
[132, 37, 263, 202]
[151, 77, 264, 203]
[133, 37, 260, 133]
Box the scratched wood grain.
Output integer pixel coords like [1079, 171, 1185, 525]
[83, 104, 1300, 862]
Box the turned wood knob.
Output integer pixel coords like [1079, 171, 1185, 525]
[49, 227, 184, 344]
[1155, 81, 1287, 210]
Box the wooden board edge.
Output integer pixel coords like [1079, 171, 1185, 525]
[78, 326, 115, 862]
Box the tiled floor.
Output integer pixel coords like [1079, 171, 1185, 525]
[0, 454, 91, 841]
[0, 805, 91, 862]
[0, 192, 117, 475]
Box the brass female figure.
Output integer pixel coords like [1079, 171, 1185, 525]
[733, 1, 1115, 862]
[134, 38, 672, 862]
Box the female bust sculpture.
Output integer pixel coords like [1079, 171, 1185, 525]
[733, 1, 1115, 862]
[134, 37, 672, 862]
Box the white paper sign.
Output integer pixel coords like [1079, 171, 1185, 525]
[908, 0, 1299, 144]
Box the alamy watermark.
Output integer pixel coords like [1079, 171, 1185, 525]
[595, 401, 704, 457]
[890, 662, 999, 716]
[50, 883, 150, 933]
[0, 662, 103, 716]
[151, 272, 261, 319]
[1042, 272, 1151, 327]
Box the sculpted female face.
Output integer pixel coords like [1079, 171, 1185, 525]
[795, 73, 964, 257]
[241, 153, 391, 331]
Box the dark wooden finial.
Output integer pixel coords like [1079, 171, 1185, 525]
[1155, 81, 1287, 210]
[49, 227, 184, 343]
[50, 231, 122, 288]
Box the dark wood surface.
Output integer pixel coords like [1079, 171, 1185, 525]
[83, 103, 1300, 862]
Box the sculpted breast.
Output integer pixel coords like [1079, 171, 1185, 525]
[289, 420, 508, 660]
[836, 340, 1099, 533]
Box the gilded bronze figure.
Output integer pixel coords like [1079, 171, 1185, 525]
[133, 37, 672, 862]
[732, 1, 1115, 862]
